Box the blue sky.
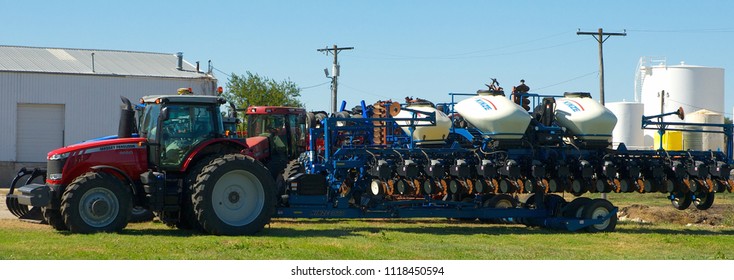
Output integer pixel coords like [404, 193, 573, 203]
[3, 0, 733, 116]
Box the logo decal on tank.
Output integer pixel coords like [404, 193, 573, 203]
[475, 97, 498, 111]
[562, 100, 585, 112]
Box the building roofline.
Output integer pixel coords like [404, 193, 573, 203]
[0, 44, 173, 56]
[0, 69, 217, 80]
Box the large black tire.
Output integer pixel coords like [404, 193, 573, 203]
[174, 157, 218, 231]
[582, 199, 617, 233]
[192, 154, 275, 235]
[483, 194, 517, 223]
[277, 159, 303, 198]
[693, 191, 715, 210]
[670, 191, 692, 210]
[42, 207, 67, 230]
[60, 172, 132, 233]
[561, 197, 592, 218]
[129, 207, 154, 223]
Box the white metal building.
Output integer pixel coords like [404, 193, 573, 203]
[0, 45, 218, 185]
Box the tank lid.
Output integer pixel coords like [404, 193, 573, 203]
[477, 89, 505, 96]
[563, 92, 592, 98]
[405, 97, 435, 108]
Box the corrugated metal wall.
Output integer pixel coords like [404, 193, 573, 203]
[0, 71, 217, 162]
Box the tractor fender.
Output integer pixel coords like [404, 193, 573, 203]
[180, 139, 249, 172]
[90, 165, 138, 196]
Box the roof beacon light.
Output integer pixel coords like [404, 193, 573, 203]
[178, 88, 193, 95]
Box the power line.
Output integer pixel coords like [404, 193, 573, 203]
[665, 97, 733, 118]
[339, 82, 392, 99]
[211, 66, 230, 77]
[358, 31, 570, 60]
[299, 81, 330, 90]
[627, 28, 734, 33]
[351, 37, 585, 60]
[534, 71, 599, 91]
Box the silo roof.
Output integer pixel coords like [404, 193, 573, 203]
[0, 45, 214, 79]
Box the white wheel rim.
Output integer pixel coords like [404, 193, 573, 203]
[590, 206, 611, 230]
[495, 199, 513, 208]
[78, 187, 119, 228]
[572, 181, 582, 192]
[211, 170, 264, 226]
[370, 180, 382, 195]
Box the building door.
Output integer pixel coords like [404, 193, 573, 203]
[16, 104, 65, 162]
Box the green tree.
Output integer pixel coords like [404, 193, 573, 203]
[224, 71, 304, 108]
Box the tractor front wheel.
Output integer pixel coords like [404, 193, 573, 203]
[192, 154, 275, 235]
[60, 172, 132, 233]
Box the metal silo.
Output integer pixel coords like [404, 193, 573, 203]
[638, 60, 724, 146]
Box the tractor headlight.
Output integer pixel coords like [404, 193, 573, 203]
[49, 153, 69, 160]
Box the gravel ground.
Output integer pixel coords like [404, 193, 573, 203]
[0, 193, 15, 219]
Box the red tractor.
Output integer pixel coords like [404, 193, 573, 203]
[7, 93, 306, 235]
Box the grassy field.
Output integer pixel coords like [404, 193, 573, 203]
[1, 192, 733, 260]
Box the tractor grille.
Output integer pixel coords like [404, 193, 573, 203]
[47, 158, 66, 179]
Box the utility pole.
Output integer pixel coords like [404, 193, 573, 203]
[577, 28, 626, 105]
[318, 45, 354, 114]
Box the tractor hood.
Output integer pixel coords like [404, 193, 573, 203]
[47, 138, 146, 160]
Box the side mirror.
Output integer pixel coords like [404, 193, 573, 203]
[159, 107, 170, 122]
[676, 107, 685, 120]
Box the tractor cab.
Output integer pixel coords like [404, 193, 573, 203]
[138, 94, 227, 168]
[244, 106, 307, 160]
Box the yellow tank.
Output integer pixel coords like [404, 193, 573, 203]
[653, 131, 683, 150]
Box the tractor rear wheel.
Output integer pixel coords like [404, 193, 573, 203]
[277, 159, 303, 201]
[582, 199, 617, 233]
[60, 172, 132, 233]
[174, 156, 218, 231]
[192, 154, 275, 235]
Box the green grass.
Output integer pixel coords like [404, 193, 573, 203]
[1, 192, 733, 260]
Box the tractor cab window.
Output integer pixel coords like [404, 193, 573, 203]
[248, 113, 306, 158]
[248, 114, 288, 155]
[159, 104, 218, 167]
[289, 114, 307, 156]
[139, 104, 161, 142]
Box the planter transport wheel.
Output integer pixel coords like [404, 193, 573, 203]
[582, 199, 617, 233]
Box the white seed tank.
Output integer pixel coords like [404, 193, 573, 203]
[454, 92, 531, 140]
[606, 102, 646, 149]
[395, 102, 452, 144]
[555, 92, 618, 141]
